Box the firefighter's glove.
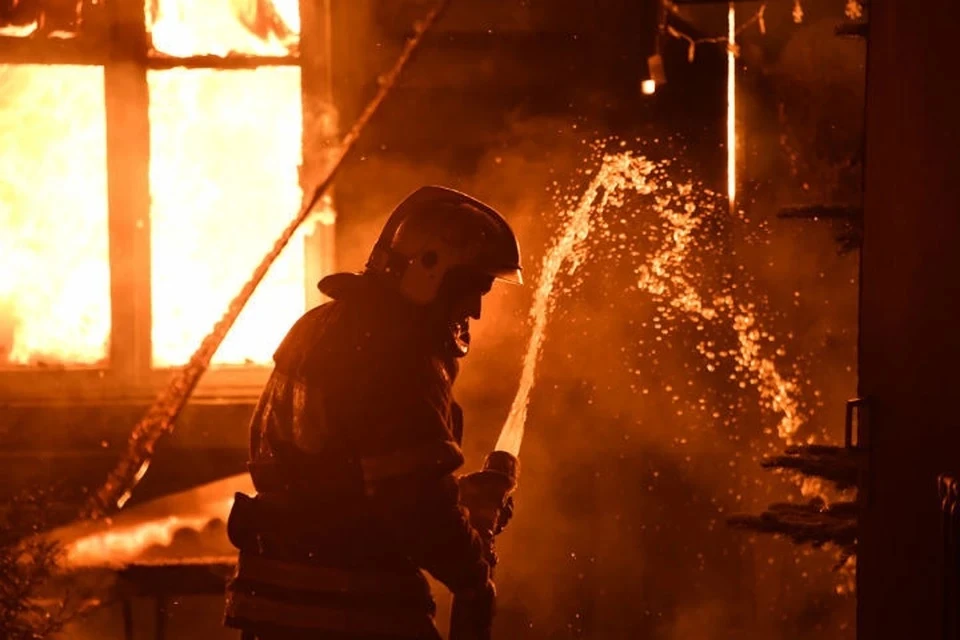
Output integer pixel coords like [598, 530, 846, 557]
[458, 471, 514, 539]
[450, 579, 496, 640]
[496, 495, 514, 536]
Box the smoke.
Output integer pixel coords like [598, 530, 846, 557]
[257, 1, 863, 634]
[328, 101, 857, 638]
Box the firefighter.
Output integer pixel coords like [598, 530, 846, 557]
[224, 186, 523, 640]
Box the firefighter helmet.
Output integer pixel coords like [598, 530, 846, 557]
[366, 186, 523, 304]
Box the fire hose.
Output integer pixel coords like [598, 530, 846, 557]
[82, 0, 452, 520]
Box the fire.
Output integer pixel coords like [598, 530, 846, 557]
[0, 0, 321, 368]
[65, 496, 235, 567]
[59, 474, 252, 566]
[727, 2, 737, 213]
[0, 22, 38, 37]
[148, 67, 308, 367]
[148, 0, 300, 57]
[66, 514, 217, 567]
[147, 0, 308, 367]
[0, 65, 110, 366]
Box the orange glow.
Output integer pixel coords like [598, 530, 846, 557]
[641, 79, 657, 96]
[66, 513, 219, 567]
[498, 148, 807, 457]
[0, 22, 39, 37]
[727, 3, 736, 213]
[148, 68, 312, 367]
[65, 496, 235, 567]
[1, 1, 314, 369]
[0, 65, 110, 367]
[148, 0, 300, 57]
[146, 0, 310, 366]
[59, 474, 252, 567]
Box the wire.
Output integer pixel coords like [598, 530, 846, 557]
[662, 1, 767, 62]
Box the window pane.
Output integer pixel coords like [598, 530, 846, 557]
[0, 65, 110, 367]
[148, 68, 305, 367]
[147, 0, 299, 57]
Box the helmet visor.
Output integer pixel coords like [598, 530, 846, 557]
[488, 266, 523, 286]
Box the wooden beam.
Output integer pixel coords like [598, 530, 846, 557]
[0, 38, 298, 67]
[104, 0, 152, 380]
[146, 53, 299, 70]
[0, 36, 107, 65]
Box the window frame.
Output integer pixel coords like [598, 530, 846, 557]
[0, 0, 335, 405]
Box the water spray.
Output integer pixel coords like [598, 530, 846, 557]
[492, 145, 805, 482]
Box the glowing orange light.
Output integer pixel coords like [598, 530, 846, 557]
[0, 1, 324, 368]
[641, 79, 657, 96]
[148, 0, 300, 57]
[148, 67, 310, 367]
[0, 65, 110, 367]
[727, 3, 737, 213]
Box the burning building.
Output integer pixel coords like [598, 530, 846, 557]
[9, 0, 944, 639]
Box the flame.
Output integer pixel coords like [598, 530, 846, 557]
[727, 3, 736, 213]
[65, 497, 235, 567]
[0, 1, 322, 368]
[148, 0, 300, 57]
[792, 0, 805, 24]
[147, 0, 308, 366]
[148, 67, 310, 367]
[0, 65, 110, 366]
[0, 21, 39, 37]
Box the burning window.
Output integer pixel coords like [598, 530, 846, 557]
[0, 0, 332, 378]
[148, 68, 305, 367]
[0, 64, 110, 367]
[145, 0, 306, 367]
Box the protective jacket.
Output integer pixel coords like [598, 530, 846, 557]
[224, 273, 491, 640]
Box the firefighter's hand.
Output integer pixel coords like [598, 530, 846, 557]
[450, 579, 496, 640]
[458, 471, 514, 538]
[495, 495, 514, 535]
